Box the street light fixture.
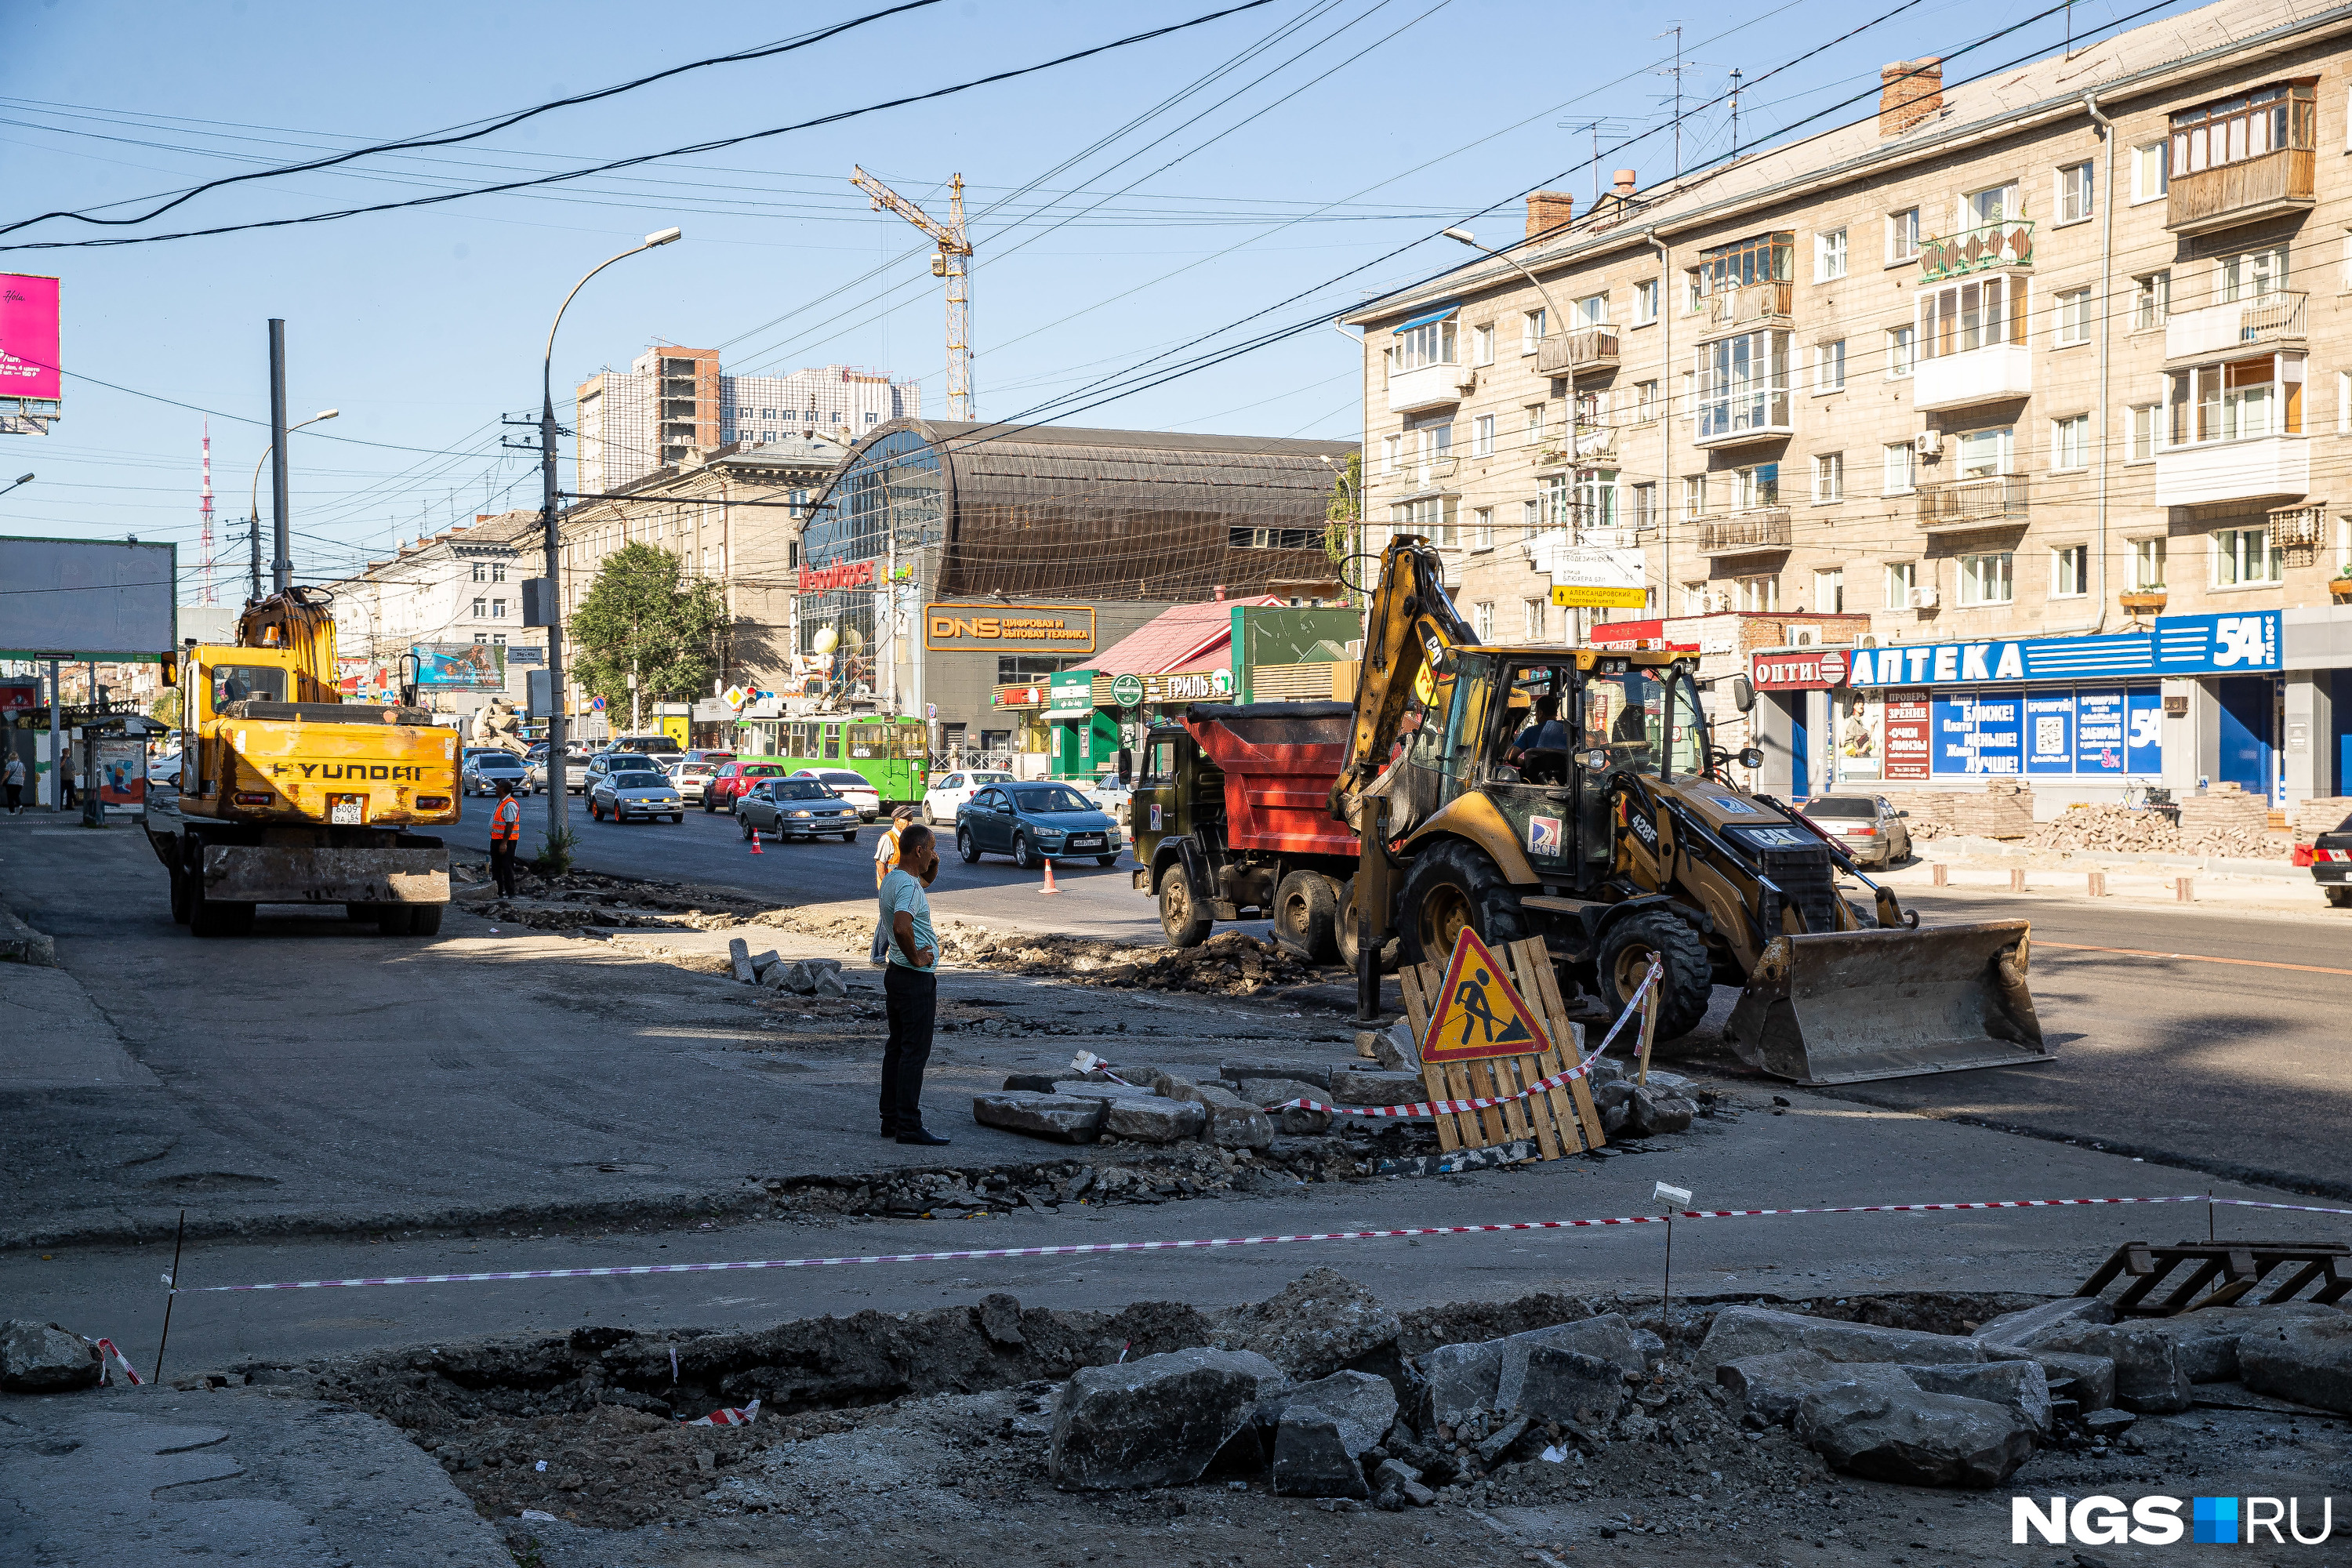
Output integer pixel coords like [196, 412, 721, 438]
[1442, 227, 1564, 351]
[0, 472, 33, 499]
[536, 226, 683, 841]
[247, 410, 336, 604]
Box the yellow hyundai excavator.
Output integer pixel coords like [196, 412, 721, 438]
[145, 586, 459, 938]
[1329, 536, 2045, 1086]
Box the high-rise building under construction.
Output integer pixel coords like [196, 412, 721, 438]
[574, 350, 920, 493]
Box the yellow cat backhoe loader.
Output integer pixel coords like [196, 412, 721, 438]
[1327, 536, 2046, 1086]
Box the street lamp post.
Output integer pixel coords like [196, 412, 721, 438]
[245, 409, 338, 604]
[537, 227, 681, 840]
[1442, 227, 1564, 358]
[0, 472, 31, 500]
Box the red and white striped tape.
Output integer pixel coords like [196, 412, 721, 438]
[94, 1338, 143, 1385]
[685, 1397, 759, 1426]
[189, 1190, 2320, 1294]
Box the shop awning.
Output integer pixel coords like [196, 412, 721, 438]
[1390, 303, 1460, 334]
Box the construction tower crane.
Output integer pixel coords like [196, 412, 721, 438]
[851, 165, 973, 421]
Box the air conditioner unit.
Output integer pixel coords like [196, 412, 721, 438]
[1787, 626, 1820, 646]
[1860, 635, 1878, 648]
[1913, 430, 1943, 459]
[1911, 586, 1940, 609]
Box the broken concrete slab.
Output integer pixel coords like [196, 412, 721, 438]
[2236, 1312, 2352, 1416]
[1979, 1344, 2115, 1414]
[1696, 1307, 1991, 1377]
[2079, 1407, 2138, 1441]
[1973, 1298, 2115, 1345]
[978, 1293, 1025, 1348]
[1326, 1070, 1425, 1106]
[1511, 1345, 1626, 1432]
[1419, 1340, 1505, 1428]
[1271, 1370, 1399, 1498]
[1621, 1083, 1697, 1138]
[1101, 1097, 1207, 1144]
[2009, 1321, 2190, 1414]
[1235, 1078, 1329, 1110]
[1047, 1348, 1288, 1490]
[727, 937, 754, 984]
[1220, 1268, 1403, 1381]
[1495, 1314, 1645, 1412]
[2145, 1302, 2347, 1385]
[0, 1319, 100, 1392]
[1178, 1083, 1275, 1150]
[1795, 1384, 2037, 1488]
[1221, 1062, 1335, 1091]
[812, 968, 848, 998]
[1716, 1349, 1904, 1426]
[1902, 1359, 2055, 1436]
[1049, 1080, 1155, 1102]
[748, 949, 780, 978]
[1366, 1023, 1420, 1075]
[970, 1093, 1106, 1145]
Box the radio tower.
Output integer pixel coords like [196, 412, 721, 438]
[199, 421, 216, 604]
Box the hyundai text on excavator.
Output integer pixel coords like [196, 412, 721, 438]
[143, 586, 459, 938]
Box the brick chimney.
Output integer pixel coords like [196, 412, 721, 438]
[1526, 190, 1576, 239]
[1613, 169, 1638, 198]
[1879, 58, 1944, 137]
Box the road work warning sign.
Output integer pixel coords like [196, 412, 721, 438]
[1421, 928, 1554, 1062]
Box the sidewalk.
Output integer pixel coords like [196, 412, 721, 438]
[1879, 837, 2340, 917]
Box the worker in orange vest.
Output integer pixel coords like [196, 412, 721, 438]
[489, 778, 522, 896]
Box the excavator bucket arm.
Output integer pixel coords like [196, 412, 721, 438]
[1329, 536, 1477, 820]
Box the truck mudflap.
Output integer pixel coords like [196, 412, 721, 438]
[199, 844, 450, 906]
[1721, 919, 2047, 1086]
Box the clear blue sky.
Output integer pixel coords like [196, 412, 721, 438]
[0, 0, 2178, 602]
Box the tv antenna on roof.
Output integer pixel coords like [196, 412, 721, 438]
[1559, 119, 1641, 205]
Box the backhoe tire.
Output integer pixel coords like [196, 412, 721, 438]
[1158, 863, 1213, 949]
[377, 906, 416, 936]
[1334, 877, 1402, 974]
[408, 904, 445, 936]
[169, 867, 193, 925]
[190, 894, 252, 939]
[1396, 839, 1526, 971]
[1272, 870, 1340, 964]
[1595, 909, 1714, 1041]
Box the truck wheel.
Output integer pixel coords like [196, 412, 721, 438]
[1273, 870, 1340, 963]
[169, 867, 193, 925]
[1595, 909, 1715, 1040]
[1158, 863, 1213, 948]
[377, 906, 416, 936]
[191, 896, 252, 938]
[1396, 840, 1526, 971]
[1334, 877, 1403, 974]
[409, 905, 445, 936]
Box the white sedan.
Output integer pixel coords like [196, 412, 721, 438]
[789, 768, 880, 822]
[921, 768, 1014, 827]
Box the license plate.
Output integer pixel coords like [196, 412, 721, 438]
[1070, 835, 1103, 848]
[329, 797, 364, 825]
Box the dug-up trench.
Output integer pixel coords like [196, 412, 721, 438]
[198, 1267, 2352, 1568]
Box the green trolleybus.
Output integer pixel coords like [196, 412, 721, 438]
[777, 717, 929, 805]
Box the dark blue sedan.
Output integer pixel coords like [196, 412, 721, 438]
[954, 782, 1120, 868]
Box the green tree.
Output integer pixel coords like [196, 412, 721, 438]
[149, 688, 182, 726]
[1323, 452, 1364, 607]
[567, 543, 731, 716]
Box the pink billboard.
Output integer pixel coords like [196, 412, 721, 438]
[0, 274, 61, 401]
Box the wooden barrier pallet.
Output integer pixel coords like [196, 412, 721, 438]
[1401, 936, 1606, 1160]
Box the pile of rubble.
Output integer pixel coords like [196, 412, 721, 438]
[2023, 802, 2284, 860]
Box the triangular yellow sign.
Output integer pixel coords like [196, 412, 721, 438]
[1421, 927, 1553, 1062]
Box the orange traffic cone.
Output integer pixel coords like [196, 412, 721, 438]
[1040, 857, 1058, 895]
[749, 833, 764, 855]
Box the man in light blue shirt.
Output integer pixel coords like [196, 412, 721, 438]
[879, 822, 946, 1145]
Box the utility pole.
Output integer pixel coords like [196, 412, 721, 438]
[1730, 67, 1744, 156]
[268, 319, 292, 594]
[248, 514, 262, 606]
[851, 167, 975, 420]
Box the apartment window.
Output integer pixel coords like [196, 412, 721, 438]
[2052, 543, 2089, 597]
[474, 633, 488, 644]
[1964, 182, 2020, 225]
[2218, 245, 2288, 301]
[1523, 598, 1547, 641]
[2132, 271, 2170, 329]
[1732, 463, 1779, 510]
[1521, 308, 1548, 354]
[471, 597, 487, 617]
[1630, 482, 1657, 530]
[2053, 288, 2091, 347]
[1381, 434, 1400, 474]
[1886, 324, 1916, 378]
[1884, 560, 1918, 608]
[1526, 403, 1547, 447]
[2056, 161, 2095, 224]
[1733, 575, 1780, 612]
[1472, 323, 1497, 365]
[1389, 495, 1457, 546]
[1571, 387, 1610, 430]
[1521, 499, 1541, 537]
[1573, 292, 1609, 326]
[1813, 451, 1845, 502]
[1632, 380, 1660, 423]
[1693, 330, 1792, 440]
[2167, 355, 2304, 444]
[1813, 339, 1846, 392]
[1473, 413, 1495, 457]
[491, 598, 506, 619]
[2132, 537, 2168, 590]
[470, 562, 486, 583]
[1958, 426, 2014, 480]
[1682, 475, 1705, 517]
[1390, 316, 1459, 372]
[492, 633, 506, 646]
[1680, 581, 1710, 615]
[1883, 441, 1917, 495]
[2129, 403, 2160, 462]
[2131, 140, 2169, 202]
[1408, 422, 1453, 483]
[2050, 414, 2089, 470]
[1576, 468, 1620, 528]
[1886, 207, 1920, 262]
[1472, 506, 1495, 548]
[2212, 526, 2285, 586]
[1474, 601, 1495, 641]
[2170, 82, 2317, 178]
[1815, 227, 1848, 281]
[491, 563, 506, 583]
[1633, 278, 1660, 325]
[1813, 568, 1846, 613]
[1920, 276, 2025, 358]
[1959, 551, 2015, 605]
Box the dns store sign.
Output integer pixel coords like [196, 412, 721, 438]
[925, 603, 1096, 654]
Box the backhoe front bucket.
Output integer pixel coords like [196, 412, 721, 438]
[1721, 920, 2048, 1086]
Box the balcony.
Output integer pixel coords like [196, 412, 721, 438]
[1537, 327, 1620, 378]
[2165, 290, 2307, 365]
[1697, 281, 1793, 339]
[1915, 474, 2029, 532]
[1386, 361, 1472, 415]
[2168, 147, 2316, 236]
[1918, 220, 2034, 282]
[1695, 508, 1793, 557]
[2154, 434, 2309, 507]
[1911, 343, 2034, 412]
[1693, 392, 1792, 448]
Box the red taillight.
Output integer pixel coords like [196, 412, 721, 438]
[416, 796, 451, 810]
[232, 791, 272, 806]
[1851, 826, 1879, 836]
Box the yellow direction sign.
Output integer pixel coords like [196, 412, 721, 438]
[1421, 927, 1554, 1062]
[1552, 584, 1648, 608]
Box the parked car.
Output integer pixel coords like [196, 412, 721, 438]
[739, 778, 861, 843]
[1082, 773, 1134, 830]
[673, 759, 726, 804]
[681, 749, 735, 768]
[922, 768, 1014, 826]
[704, 758, 791, 812]
[1798, 794, 1912, 867]
[789, 768, 880, 822]
[462, 749, 530, 797]
[608, 733, 684, 764]
[2301, 808, 2352, 907]
[584, 753, 684, 822]
[524, 739, 595, 793]
[954, 782, 1120, 868]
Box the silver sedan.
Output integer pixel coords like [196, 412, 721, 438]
[588, 768, 685, 824]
